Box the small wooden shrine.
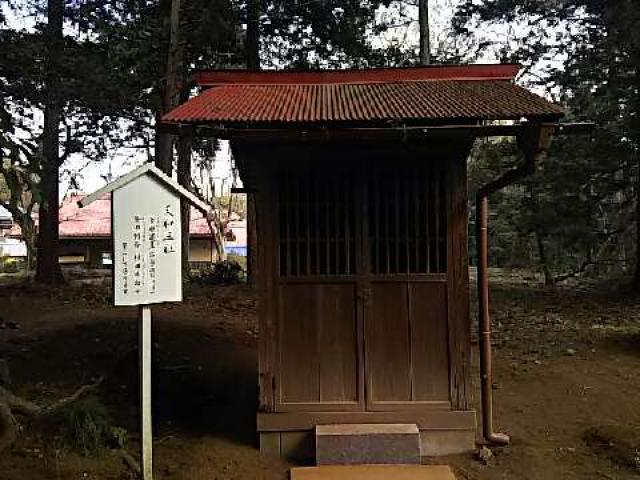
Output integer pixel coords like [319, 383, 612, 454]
[162, 65, 565, 459]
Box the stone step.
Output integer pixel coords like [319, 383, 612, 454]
[291, 465, 456, 480]
[315, 424, 421, 465]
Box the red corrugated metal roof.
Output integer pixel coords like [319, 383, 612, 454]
[163, 65, 563, 127]
[9, 194, 217, 239]
[164, 80, 563, 126]
[59, 194, 111, 238]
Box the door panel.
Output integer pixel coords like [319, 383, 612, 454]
[366, 283, 412, 403]
[365, 281, 450, 409]
[318, 284, 359, 403]
[409, 282, 450, 401]
[279, 284, 319, 404]
[279, 283, 360, 410]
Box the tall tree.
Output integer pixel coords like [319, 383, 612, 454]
[161, 0, 192, 286]
[156, 0, 182, 176]
[246, 0, 260, 70]
[36, 0, 64, 284]
[2, 0, 243, 285]
[455, 0, 640, 284]
[79, 0, 239, 285]
[2, 0, 170, 283]
[55, 0, 241, 173]
[418, 0, 430, 65]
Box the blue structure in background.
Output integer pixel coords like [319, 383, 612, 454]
[225, 246, 247, 256]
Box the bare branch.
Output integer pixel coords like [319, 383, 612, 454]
[41, 376, 104, 415]
[0, 386, 40, 416]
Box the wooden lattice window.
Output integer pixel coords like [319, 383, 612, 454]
[279, 171, 356, 276]
[367, 163, 447, 274]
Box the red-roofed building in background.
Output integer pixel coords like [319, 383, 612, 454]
[8, 193, 223, 268]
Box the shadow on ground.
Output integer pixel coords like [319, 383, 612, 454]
[1, 293, 260, 449]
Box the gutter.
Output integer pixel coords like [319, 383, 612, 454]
[476, 154, 535, 445]
[475, 124, 556, 445]
[157, 122, 595, 141]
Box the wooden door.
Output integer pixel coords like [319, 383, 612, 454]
[363, 162, 451, 411]
[276, 167, 364, 412]
[274, 159, 452, 413]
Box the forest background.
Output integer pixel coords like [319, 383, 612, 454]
[1, 0, 638, 287]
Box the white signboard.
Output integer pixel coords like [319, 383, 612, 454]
[113, 174, 182, 306]
[80, 162, 215, 480]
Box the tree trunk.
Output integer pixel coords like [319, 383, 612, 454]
[536, 233, 554, 287]
[247, 0, 260, 71]
[419, 0, 431, 65]
[169, 0, 193, 290]
[21, 217, 36, 271]
[245, 0, 260, 285]
[0, 169, 38, 272]
[155, 112, 173, 175]
[634, 151, 640, 285]
[35, 0, 63, 285]
[156, 0, 183, 175]
[177, 134, 192, 292]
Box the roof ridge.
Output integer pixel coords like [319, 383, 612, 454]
[214, 78, 515, 87]
[194, 64, 522, 87]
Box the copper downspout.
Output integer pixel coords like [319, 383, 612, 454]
[476, 194, 510, 445]
[476, 130, 543, 446]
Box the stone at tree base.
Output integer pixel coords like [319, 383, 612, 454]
[315, 424, 421, 465]
[476, 446, 493, 465]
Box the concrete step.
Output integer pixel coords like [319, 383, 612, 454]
[291, 465, 456, 480]
[315, 424, 421, 465]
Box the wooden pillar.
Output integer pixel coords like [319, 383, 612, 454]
[447, 153, 472, 411]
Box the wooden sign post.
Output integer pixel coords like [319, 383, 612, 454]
[140, 305, 153, 478]
[80, 163, 212, 480]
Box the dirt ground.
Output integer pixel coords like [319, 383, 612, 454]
[0, 270, 639, 480]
